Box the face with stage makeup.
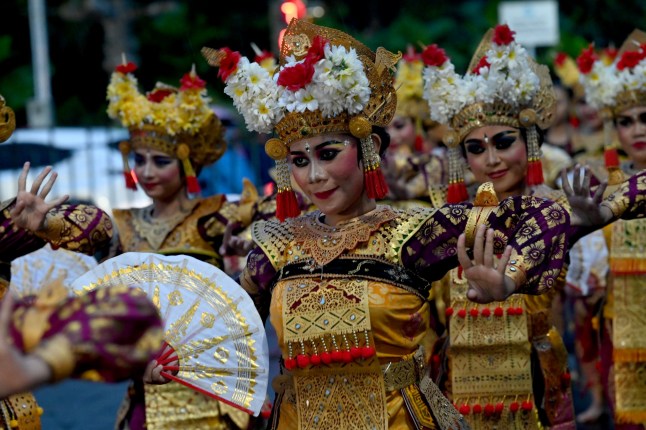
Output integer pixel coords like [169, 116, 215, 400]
[133, 147, 184, 201]
[289, 132, 379, 226]
[463, 125, 529, 199]
[615, 106, 646, 169]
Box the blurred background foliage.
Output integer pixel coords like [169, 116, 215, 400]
[2, 0, 646, 127]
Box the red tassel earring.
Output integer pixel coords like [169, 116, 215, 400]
[177, 144, 201, 195]
[519, 109, 544, 186]
[266, 138, 300, 222]
[118, 141, 138, 190]
[444, 131, 468, 204]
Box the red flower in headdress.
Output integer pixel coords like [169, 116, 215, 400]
[218, 48, 242, 82]
[603, 47, 618, 63]
[576, 45, 597, 74]
[472, 56, 491, 75]
[617, 50, 646, 71]
[493, 24, 515, 46]
[305, 35, 328, 64]
[277, 61, 315, 91]
[403, 46, 421, 62]
[180, 72, 206, 90]
[254, 50, 274, 64]
[116, 62, 138, 74]
[421, 44, 448, 67]
[146, 88, 174, 103]
[554, 52, 568, 67]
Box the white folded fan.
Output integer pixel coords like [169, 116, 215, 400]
[71, 252, 269, 416]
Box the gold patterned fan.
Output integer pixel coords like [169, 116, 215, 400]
[10, 244, 98, 298]
[71, 252, 269, 416]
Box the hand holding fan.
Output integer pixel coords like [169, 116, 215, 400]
[71, 252, 269, 416]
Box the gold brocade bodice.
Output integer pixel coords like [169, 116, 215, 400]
[253, 206, 465, 430]
[112, 195, 230, 266]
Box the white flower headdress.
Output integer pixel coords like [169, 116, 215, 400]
[576, 29, 646, 181]
[422, 25, 556, 201]
[202, 19, 400, 221]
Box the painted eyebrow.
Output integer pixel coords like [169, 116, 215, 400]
[290, 140, 346, 155]
[464, 130, 517, 145]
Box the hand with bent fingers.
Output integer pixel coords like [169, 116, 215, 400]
[10, 162, 69, 232]
[143, 344, 178, 385]
[219, 222, 254, 257]
[0, 294, 52, 398]
[560, 165, 611, 227]
[457, 224, 516, 304]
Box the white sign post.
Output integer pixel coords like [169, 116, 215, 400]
[498, 0, 560, 55]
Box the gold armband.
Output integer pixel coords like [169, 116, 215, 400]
[33, 213, 66, 247]
[465, 182, 499, 248]
[31, 335, 75, 383]
[504, 254, 527, 289]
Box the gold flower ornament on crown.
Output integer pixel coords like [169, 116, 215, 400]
[202, 19, 402, 220]
[106, 60, 226, 194]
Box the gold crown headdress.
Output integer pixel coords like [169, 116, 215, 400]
[202, 18, 400, 221]
[422, 25, 556, 202]
[0, 95, 16, 143]
[576, 29, 646, 181]
[106, 61, 226, 194]
[553, 52, 584, 101]
[394, 47, 433, 152]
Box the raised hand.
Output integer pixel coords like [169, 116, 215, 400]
[218, 222, 254, 257]
[457, 224, 515, 304]
[10, 162, 69, 232]
[560, 165, 611, 227]
[0, 294, 52, 398]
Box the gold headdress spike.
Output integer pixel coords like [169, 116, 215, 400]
[0, 95, 16, 143]
[106, 59, 226, 194]
[422, 25, 556, 190]
[576, 29, 646, 183]
[202, 18, 400, 221]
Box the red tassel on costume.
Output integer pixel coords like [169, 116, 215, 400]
[447, 181, 468, 204]
[364, 168, 376, 199]
[605, 147, 620, 169]
[526, 159, 544, 186]
[124, 170, 137, 191]
[276, 192, 285, 222]
[373, 168, 388, 199]
[414, 135, 424, 152]
[284, 190, 300, 219]
[186, 175, 201, 194]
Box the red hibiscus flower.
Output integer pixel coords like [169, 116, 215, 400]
[277, 61, 315, 91]
[472, 56, 491, 75]
[617, 50, 644, 70]
[576, 45, 597, 74]
[493, 24, 515, 46]
[218, 48, 242, 82]
[116, 62, 137, 74]
[305, 35, 328, 64]
[554, 52, 568, 67]
[421, 44, 448, 67]
[146, 88, 174, 103]
[180, 72, 206, 90]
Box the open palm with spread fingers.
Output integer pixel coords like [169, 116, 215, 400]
[10, 162, 69, 232]
[560, 165, 611, 227]
[0, 294, 52, 398]
[457, 224, 515, 304]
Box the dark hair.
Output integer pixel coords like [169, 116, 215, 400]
[356, 125, 391, 164]
[459, 125, 545, 158]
